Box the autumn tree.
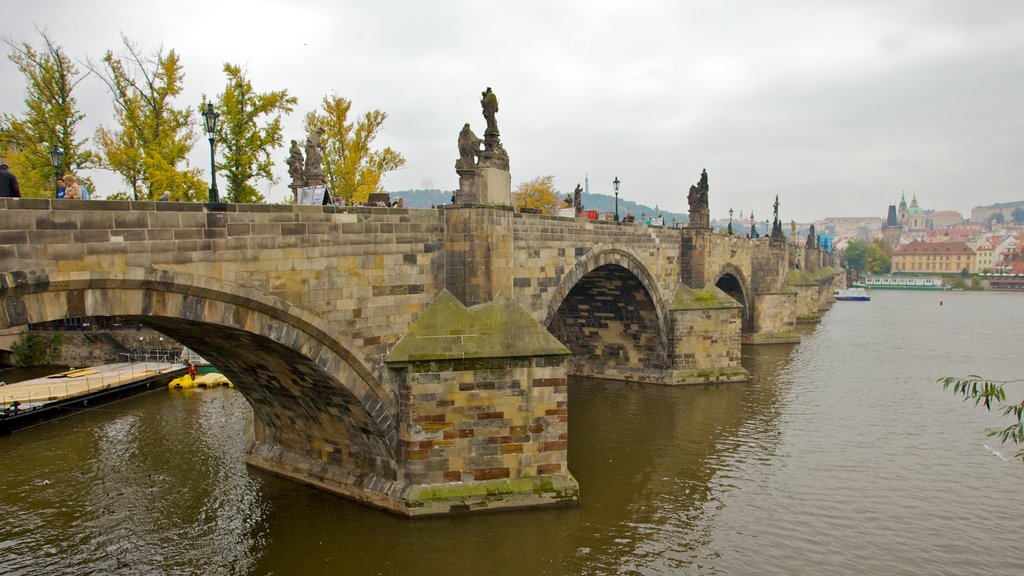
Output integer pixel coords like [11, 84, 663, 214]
[304, 95, 405, 204]
[844, 239, 891, 276]
[208, 63, 296, 203]
[92, 36, 205, 201]
[514, 175, 560, 214]
[0, 29, 92, 197]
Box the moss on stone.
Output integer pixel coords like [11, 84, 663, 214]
[785, 269, 818, 287]
[671, 366, 750, 384]
[386, 290, 570, 363]
[669, 282, 743, 311]
[407, 473, 579, 505]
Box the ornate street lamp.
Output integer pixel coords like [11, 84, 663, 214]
[728, 207, 734, 235]
[201, 102, 220, 202]
[48, 144, 64, 192]
[613, 176, 620, 222]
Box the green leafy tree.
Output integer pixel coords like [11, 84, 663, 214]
[939, 376, 1023, 460]
[514, 175, 560, 214]
[304, 95, 406, 204]
[987, 212, 1005, 228]
[1012, 206, 1024, 224]
[844, 239, 890, 276]
[0, 30, 93, 197]
[208, 63, 296, 203]
[92, 36, 205, 201]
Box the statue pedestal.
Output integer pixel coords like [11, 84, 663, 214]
[478, 167, 511, 206]
[455, 166, 511, 206]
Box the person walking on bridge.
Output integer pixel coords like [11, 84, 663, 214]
[0, 163, 20, 198]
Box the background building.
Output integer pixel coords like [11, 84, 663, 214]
[892, 240, 975, 273]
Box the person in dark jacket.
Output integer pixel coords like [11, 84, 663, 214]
[0, 163, 20, 198]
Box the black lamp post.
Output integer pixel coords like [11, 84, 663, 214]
[728, 207, 734, 235]
[201, 102, 220, 202]
[48, 144, 64, 193]
[613, 176, 620, 222]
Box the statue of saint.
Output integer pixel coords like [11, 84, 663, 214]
[481, 87, 499, 133]
[457, 123, 482, 169]
[573, 183, 583, 210]
[287, 140, 304, 184]
[687, 169, 710, 227]
[304, 127, 324, 173]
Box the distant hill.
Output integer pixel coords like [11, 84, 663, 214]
[389, 188, 690, 224]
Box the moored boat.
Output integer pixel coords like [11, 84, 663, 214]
[852, 276, 949, 290]
[834, 287, 871, 301]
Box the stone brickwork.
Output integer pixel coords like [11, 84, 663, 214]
[667, 284, 748, 383]
[0, 198, 837, 515]
[547, 263, 667, 382]
[444, 206, 514, 306]
[392, 356, 576, 515]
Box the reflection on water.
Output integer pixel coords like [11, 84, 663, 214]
[0, 290, 1022, 575]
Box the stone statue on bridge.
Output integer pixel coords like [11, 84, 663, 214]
[454, 87, 511, 205]
[687, 169, 710, 228]
[478, 87, 509, 171]
[456, 123, 482, 170]
[304, 127, 325, 186]
[574, 183, 583, 216]
[481, 87, 498, 132]
[287, 140, 305, 187]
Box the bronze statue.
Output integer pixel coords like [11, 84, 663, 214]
[481, 87, 498, 133]
[457, 123, 482, 169]
[287, 140, 304, 184]
[573, 183, 583, 211]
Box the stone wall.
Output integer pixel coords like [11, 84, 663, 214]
[508, 213, 681, 325]
[0, 200, 446, 392]
[392, 355, 577, 514]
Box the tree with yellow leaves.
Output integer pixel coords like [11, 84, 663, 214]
[92, 35, 205, 201]
[304, 95, 405, 204]
[1, 30, 93, 197]
[514, 175, 560, 214]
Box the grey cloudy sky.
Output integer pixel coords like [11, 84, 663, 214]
[3, 0, 1023, 221]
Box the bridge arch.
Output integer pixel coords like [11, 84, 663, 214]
[713, 263, 753, 333]
[0, 268, 399, 482]
[542, 249, 670, 379]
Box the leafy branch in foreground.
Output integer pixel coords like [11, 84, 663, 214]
[939, 375, 1024, 459]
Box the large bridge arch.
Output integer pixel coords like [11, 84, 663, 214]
[542, 249, 670, 380]
[0, 268, 400, 488]
[713, 263, 753, 333]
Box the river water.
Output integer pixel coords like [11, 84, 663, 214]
[0, 290, 1021, 575]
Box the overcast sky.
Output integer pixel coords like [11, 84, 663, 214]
[3, 0, 1023, 221]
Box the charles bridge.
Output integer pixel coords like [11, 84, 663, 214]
[0, 91, 840, 516]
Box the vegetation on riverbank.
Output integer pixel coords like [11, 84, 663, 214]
[10, 332, 63, 367]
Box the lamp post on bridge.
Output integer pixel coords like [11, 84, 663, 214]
[201, 102, 220, 203]
[728, 207, 734, 235]
[48, 144, 64, 195]
[613, 176, 620, 222]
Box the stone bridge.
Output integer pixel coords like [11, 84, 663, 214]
[0, 197, 839, 516]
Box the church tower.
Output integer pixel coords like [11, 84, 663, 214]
[882, 203, 902, 247]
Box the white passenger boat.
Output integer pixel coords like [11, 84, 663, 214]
[834, 288, 871, 301]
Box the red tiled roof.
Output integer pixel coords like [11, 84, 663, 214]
[894, 240, 975, 256]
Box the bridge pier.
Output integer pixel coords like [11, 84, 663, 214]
[668, 283, 749, 384]
[384, 291, 579, 516]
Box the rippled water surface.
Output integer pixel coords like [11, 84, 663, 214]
[1, 290, 1022, 575]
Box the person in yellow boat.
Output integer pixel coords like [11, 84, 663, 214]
[186, 361, 196, 381]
